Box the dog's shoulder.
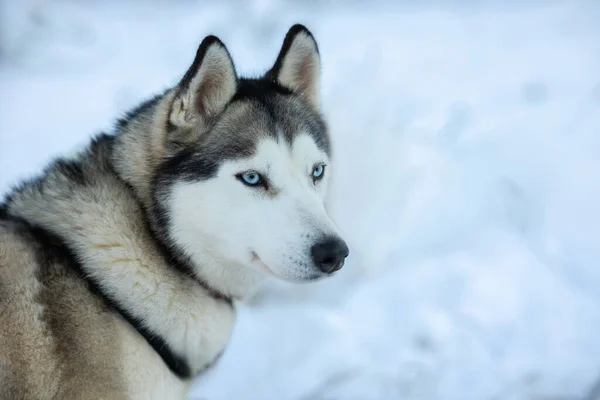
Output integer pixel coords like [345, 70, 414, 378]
[0, 207, 134, 399]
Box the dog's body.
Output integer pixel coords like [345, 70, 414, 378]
[0, 25, 348, 399]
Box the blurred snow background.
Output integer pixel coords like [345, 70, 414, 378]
[2, 0, 600, 399]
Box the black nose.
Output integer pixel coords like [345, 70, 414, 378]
[311, 237, 349, 274]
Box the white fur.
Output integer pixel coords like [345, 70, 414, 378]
[169, 134, 343, 299]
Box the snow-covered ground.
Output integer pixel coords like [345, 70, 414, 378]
[2, 1, 600, 399]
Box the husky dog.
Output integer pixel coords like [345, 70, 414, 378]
[0, 24, 348, 399]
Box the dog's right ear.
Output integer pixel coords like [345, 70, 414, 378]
[265, 24, 321, 110]
[169, 36, 238, 130]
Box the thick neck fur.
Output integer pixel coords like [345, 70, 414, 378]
[111, 89, 176, 210]
[3, 110, 238, 377]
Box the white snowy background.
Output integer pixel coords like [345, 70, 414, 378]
[1, 1, 600, 399]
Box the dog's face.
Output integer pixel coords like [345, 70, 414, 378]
[152, 26, 348, 285]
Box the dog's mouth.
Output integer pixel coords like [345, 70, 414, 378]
[249, 250, 329, 283]
[250, 251, 275, 275]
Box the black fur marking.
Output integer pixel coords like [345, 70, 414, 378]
[156, 133, 255, 184]
[234, 79, 329, 155]
[89, 133, 117, 162]
[54, 159, 86, 186]
[0, 210, 194, 380]
[265, 24, 319, 85]
[157, 149, 218, 182]
[232, 78, 292, 104]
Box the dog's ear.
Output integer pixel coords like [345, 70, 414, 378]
[170, 36, 237, 130]
[265, 24, 321, 110]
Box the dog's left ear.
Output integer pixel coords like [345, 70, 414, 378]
[265, 24, 321, 110]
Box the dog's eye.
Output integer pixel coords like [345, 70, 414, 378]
[237, 171, 264, 187]
[312, 164, 326, 182]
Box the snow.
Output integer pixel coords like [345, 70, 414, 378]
[2, 1, 600, 399]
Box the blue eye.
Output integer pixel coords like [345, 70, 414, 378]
[238, 171, 263, 187]
[312, 164, 325, 181]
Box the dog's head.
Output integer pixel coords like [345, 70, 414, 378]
[116, 25, 348, 296]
